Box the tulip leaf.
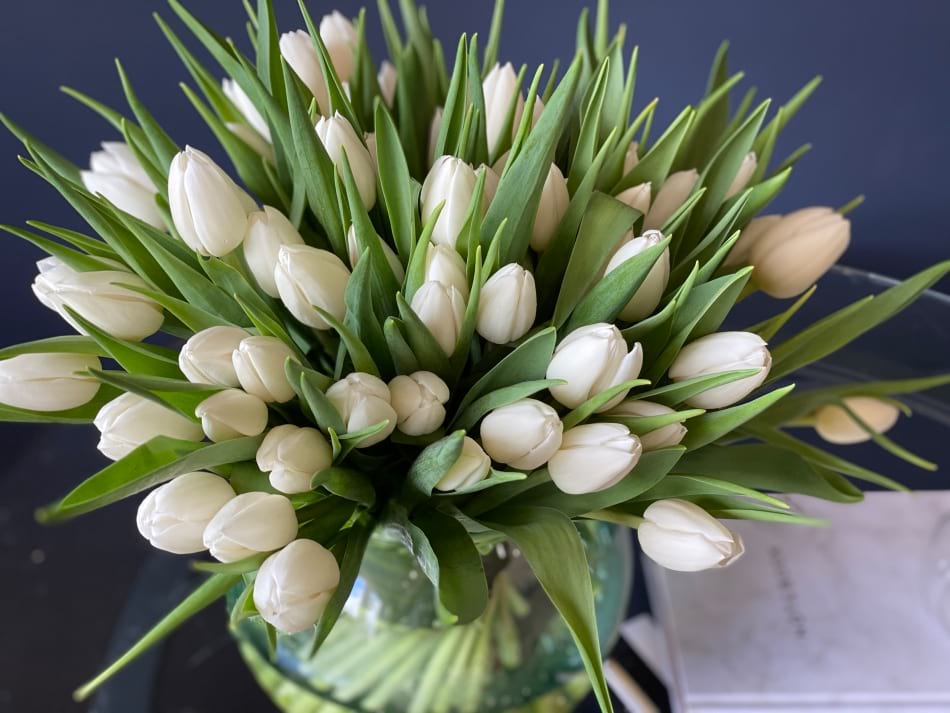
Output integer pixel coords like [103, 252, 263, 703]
[561, 379, 651, 431]
[634, 368, 760, 407]
[605, 407, 705, 436]
[0, 224, 122, 273]
[26, 221, 118, 260]
[569, 59, 610, 192]
[403, 202, 441, 302]
[383, 317, 421, 374]
[463, 468, 552, 517]
[191, 552, 269, 575]
[0, 385, 122, 425]
[313, 466, 376, 507]
[344, 250, 394, 376]
[289, 361, 346, 434]
[451, 378, 565, 432]
[403, 429, 466, 507]
[375, 102, 416, 261]
[88, 368, 219, 420]
[395, 292, 452, 378]
[0, 335, 103, 359]
[122, 282, 234, 334]
[312, 305, 380, 378]
[633, 474, 789, 510]
[450, 243, 486, 379]
[681, 384, 795, 450]
[0, 112, 83, 183]
[614, 106, 694, 193]
[334, 419, 393, 462]
[434, 34, 469, 163]
[434, 468, 527, 496]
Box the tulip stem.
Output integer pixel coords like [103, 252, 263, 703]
[836, 194, 865, 216]
[583, 509, 645, 529]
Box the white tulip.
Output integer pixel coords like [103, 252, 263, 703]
[95, 393, 203, 461]
[428, 107, 443, 167]
[547, 423, 642, 494]
[615, 182, 651, 217]
[643, 169, 699, 231]
[222, 78, 271, 142]
[410, 281, 466, 356]
[202, 491, 298, 562]
[32, 258, 164, 342]
[346, 225, 404, 281]
[604, 231, 670, 322]
[480, 398, 563, 470]
[315, 113, 376, 209]
[244, 207, 305, 298]
[232, 336, 299, 403]
[178, 325, 249, 387]
[325, 372, 397, 447]
[435, 436, 491, 491]
[637, 499, 745, 572]
[389, 371, 450, 436]
[225, 121, 275, 163]
[482, 62, 524, 157]
[724, 151, 757, 199]
[547, 324, 644, 411]
[82, 142, 164, 230]
[364, 131, 377, 166]
[254, 539, 340, 633]
[421, 155, 478, 249]
[136, 472, 236, 554]
[668, 331, 771, 410]
[813, 396, 900, 445]
[256, 424, 333, 494]
[476, 263, 537, 344]
[607, 399, 687, 450]
[530, 163, 570, 252]
[274, 244, 350, 330]
[424, 244, 470, 300]
[168, 147, 256, 256]
[722, 215, 781, 268]
[195, 388, 269, 442]
[475, 163, 500, 212]
[319, 10, 357, 82]
[623, 142, 640, 174]
[0, 353, 101, 412]
[279, 30, 329, 113]
[378, 60, 397, 107]
[748, 207, 851, 298]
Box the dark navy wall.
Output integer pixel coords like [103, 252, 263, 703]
[1, 0, 947, 345]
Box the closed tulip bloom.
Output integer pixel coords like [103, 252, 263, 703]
[424, 244, 470, 300]
[480, 398, 563, 470]
[475, 164, 500, 212]
[254, 539, 340, 633]
[226, 121, 275, 163]
[722, 215, 781, 268]
[530, 163, 570, 252]
[607, 399, 687, 450]
[325, 372, 397, 447]
[136, 472, 236, 554]
[482, 62, 524, 156]
[548, 423, 642, 494]
[232, 336, 299, 403]
[615, 182, 651, 217]
[813, 396, 900, 445]
[319, 10, 357, 82]
[178, 326, 249, 387]
[256, 424, 333, 494]
[643, 169, 698, 231]
[195, 389, 269, 442]
[202, 491, 298, 562]
[547, 324, 644, 411]
[32, 258, 164, 342]
[725, 151, 757, 199]
[668, 331, 771, 409]
[476, 263, 537, 344]
[421, 156, 478, 249]
[274, 244, 350, 330]
[279, 30, 329, 113]
[637, 499, 744, 572]
[410, 281, 466, 356]
[0, 353, 101, 412]
[435, 436, 491, 491]
[244, 206, 306, 298]
[346, 225, 404, 281]
[95, 393, 204, 461]
[748, 207, 850, 298]
[222, 78, 271, 143]
[377, 60, 397, 107]
[82, 142, 164, 229]
[364, 131, 378, 166]
[168, 147, 256, 257]
[315, 113, 376, 208]
[623, 142, 640, 174]
[604, 231, 670, 322]
[389, 371, 450, 436]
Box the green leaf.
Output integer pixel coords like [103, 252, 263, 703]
[88, 369, 218, 420]
[403, 430, 466, 506]
[114, 59, 179, 170]
[375, 102, 416, 261]
[1, 224, 121, 273]
[681, 384, 794, 450]
[568, 59, 610, 192]
[123, 282, 232, 334]
[0, 385, 122, 425]
[634, 369, 759, 407]
[451, 379, 565, 431]
[344, 249, 393, 376]
[287, 361, 345, 434]
[383, 318, 421, 374]
[561, 379, 651, 430]
[395, 292, 452, 378]
[744, 285, 817, 341]
[0, 335, 102, 359]
[463, 468, 552, 517]
[435, 468, 526, 496]
[634, 474, 789, 510]
[312, 467, 376, 507]
[313, 305, 380, 377]
[614, 106, 693, 193]
[482, 0, 505, 75]
[606, 407, 705, 436]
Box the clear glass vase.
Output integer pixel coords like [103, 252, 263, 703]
[230, 522, 633, 713]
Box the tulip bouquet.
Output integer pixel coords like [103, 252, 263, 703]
[2, 0, 949, 711]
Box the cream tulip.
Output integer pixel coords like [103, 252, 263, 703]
[274, 244, 350, 330]
[424, 244, 470, 300]
[604, 231, 670, 322]
[279, 30, 329, 113]
[195, 389, 269, 442]
[82, 142, 164, 230]
[530, 163, 570, 252]
[476, 263, 537, 344]
[615, 182, 651, 217]
[668, 331, 771, 410]
[607, 399, 687, 450]
[420, 155, 478, 249]
[178, 325, 249, 387]
[643, 169, 699, 231]
[475, 163, 500, 212]
[315, 113, 376, 208]
[232, 336, 299, 403]
[325, 372, 397, 447]
[243, 207, 305, 298]
[623, 142, 640, 174]
[435, 436, 491, 491]
[482, 62, 524, 157]
[256, 424, 333, 494]
[136, 472, 236, 554]
[0, 353, 101, 412]
[95, 392, 203, 461]
[377, 60, 397, 107]
[547, 423, 642, 494]
[480, 398, 563, 470]
[346, 225, 405, 281]
[319, 11, 357, 82]
[812, 396, 900, 445]
[202, 491, 298, 562]
[222, 78, 271, 142]
[637, 499, 745, 572]
[254, 539, 340, 633]
[724, 151, 757, 199]
[722, 215, 781, 268]
[410, 281, 466, 356]
[388, 371, 450, 436]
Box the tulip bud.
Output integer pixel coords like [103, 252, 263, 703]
[476, 263, 537, 344]
[364, 131, 378, 167]
[668, 331, 771, 409]
[82, 142, 164, 230]
[256, 424, 333, 494]
[748, 207, 851, 298]
[315, 113, 376, 209]
[428, 107, 443, 167]
[604, 231, 670, 322]
[168, 147, 256, 257]
[643, 169, 699, 231]
[623, 142, 640, 174]
[812, 396, 900, 445]
[435, 436, 491, 492]
[530, 163, 570, 252]
[202, 491, 298, 562]
[274, 244, 350, 330]
[254, 539, 340, 633]
[637, 499, 744, 572]
[480, 398, 563, 470]
[318, 11, 357, 82]
[424, 244, 470, 300]
[178, 326, 249, 387]
[0, 353, 101, 412]
[222, 78, 271, 143]
[548, 423, 642, 494]
[546, 324, 644, 411]
[482, 62, 524, 156]
[136, 472, 236, 554]
[346, 225, 405, 281]
[410, 281, 466, 356]
[195, 388, 269, 442]
[279, 30, 329, 113]
[32, 258, 164, 342]
[615, 182, 651, 217]
[475, 164, 500, 212]
[95, 392, 204, 461]
[421, 155, 478, 249]
[389, 371, 450, 436]
[607, 399, 687, 450]
[378, 60, 397, 107]
[243, 206, 306, 298]
[226, 121, 275, 163]
[232, 336, 299, 403]
[325, 372, 397, 447]
[724, 151, 757, 199]
[722, 215, 781, 268]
